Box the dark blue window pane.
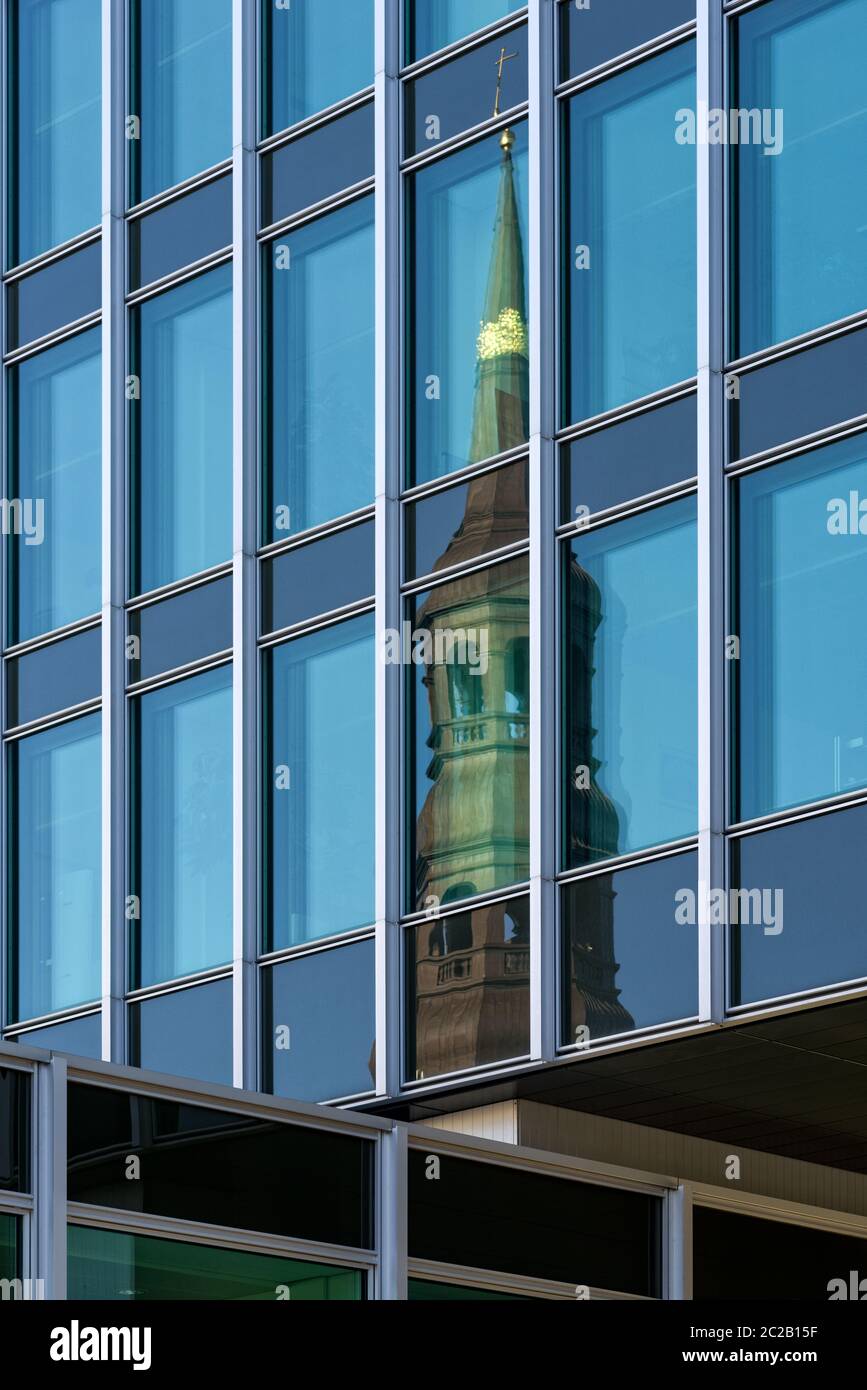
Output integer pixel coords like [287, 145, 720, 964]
[562, 43, 696, 425]
[560, 0, 695, 81]
[735, 434, 867, 820]
[405, 25, 528, 156]
[731, 806, 867, 1005]
[128, 578, 233, 684]
[131, 665, 233, 989]
[128, 979, 233, 1086]
[129, 176, 232, 290]
[9, 328, 101, 643]
[561, 395, 697, 524]
[564, 499, 697, 867]
[694, 1207, 867, 1301]
[262, 522, 375, 634]
[734, 0, 867, 356]
[130, 0, 232, 204]
[7, 240, 101, 349]
[261, 103, 375, 228]
[267, 617, 375, 951]
[9, 714, 101, 1024]
[732, 327, 867, 461]
[407, 0, 524, 61]
[0, 1069, 30, 1192]
[9, 0, 101, 264]
[8, 1011, 101, 1059]
[263, 0, 374, 136]
[562, 852, 699, 1043]
[0, 1216, 19, 1281]
[263, 941, 376, 1101]
[7, 626, 101, 728]
[264, 197, 374, 543]
[131, 264, 233, 595]
[406, 459, 529, 581]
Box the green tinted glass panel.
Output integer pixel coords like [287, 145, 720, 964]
[409, 1278, 527, 1300]
[0, 1215, 19, 1282]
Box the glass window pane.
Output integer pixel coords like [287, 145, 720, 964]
[561, 851, 699, 1045]
[407, 0, 525, 62]
[263, 0, 374, 135]
[734, 0, 867, 357]
[561, 395, 697, 524]
[734, 434, 867, 821]
[408, 554, 529, 912]
[563, 498, 697, 868]
[6, 626, 101, 727]
[68, 1224, 364, 1300]
[266, 616, 375, 951]
[560, 0, 695, 81]
[128, 979, 232, 1086]
[129, 176, 233, 291]
[408, 123, 529, 486]
[9, 714, 101, 1024]
[264, 197, 374, 542]
[131, 666, 232, 989]
[128, 578, 233, 685]
[0, 1215, 20, 1283]
[405, 24, 528, 156]
[131, 265, 233, 595]
[406, 458, 529, 582]
[7, 240, 101, 349]
[9, 0, 101, 264]
[409, 1279, 528, 1300]
[261, 103, 375, 227]
[130, 0, 232, 203]
[8, 1011, 101, 1059]
[0, 1068, 30, 1192]
[731, 805, 867, 1005]
[562, 43, 696, 425]
[262, 940, 376, 1101]
[9, 328, 101, 644]
[405, 896, 530, 1079]
[262, 523, 375, 633]
[694, 1206, 867, 1301]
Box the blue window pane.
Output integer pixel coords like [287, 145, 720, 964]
[263, 0, 374, 135]
[132, 666, 233, 989]
[262, 523, 375, 634]
[9, 0, 101, 264]
[7, 626, 100, 728]
[261, 103, 374, 228]
[564, 498, 697, 868]
[129, 176, 233, 291]
[131, 265, 233, 595]
[561, 852, 699, 1044]
[9, 714, 101, 1024]
[561, 394, 697, 524]
[560, 0, 695, 81]
[130, 0, 232, 203]
[262, 941, 376, 1101]
[407, 0, 525, 62]
[409, 124, 530, 486]
[128, 978, 233, 1086]
[405, 24, 528, 156]
[562, 43, 696, 425]
[7, 240, 101, 349]
[406, 458, 529, 581]
[734, 0, 867, 357]
[264, 197, 374, 542]
[8, 1011, 101, 1059]
[266, 616, 375, 951]
[735, 433, 867, 821]
[128, 579, 233, 685]
[9, 329, 101, 643]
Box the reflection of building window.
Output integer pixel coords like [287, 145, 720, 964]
[505, 637, 529, 714]
[447, 663, 485, 718]
[429, 908, 474, 957]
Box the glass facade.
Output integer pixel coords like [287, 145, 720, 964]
[263, 0, 374, 136]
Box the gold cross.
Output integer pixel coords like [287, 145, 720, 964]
[493, 46, 518, 118]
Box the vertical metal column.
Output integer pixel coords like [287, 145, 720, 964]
[378, 1123, 407, 1299]
[232, 0, 259, 1091]
[0, 0, 9, 1043]
[667, 1183, 693, 1300]
[35, 1057, 67, 1300]
[374, 0, 402, 1098]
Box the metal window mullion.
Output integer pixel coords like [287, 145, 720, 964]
[0, 0, 8, 1043]
[667, 1183, 693, 1299]
[232, 0, 258, 1092]
[374, 0, 401, 1099]
[35, 1057, 67, 1300]
[378, 1123, 407, 1300]
[696, 0, 727, 1022]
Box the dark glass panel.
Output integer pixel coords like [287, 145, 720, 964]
[407, 0, 525, 62]
[561, 852, 699, 1046]
[0, 1214, 20, 1283]
[408, 1279, 528, 1300]
[406, 459, 529, 581]
[261, 103, 375, 228]
[263, 0, 374, 137]
[731, 806, 867, 1006]
[262, 941, 376, 1102]
[732, 327, 867, 461]
[694, 1206, 867, 1300]
[405, 896, 530, 1080]
[6, 626, 100, 728]
[7, 1012, 101, 1060]
[560, 395, 696, 524]
[560, 0, 695, 81]
[67, 1083, 374, 1249]
[127, 980, 233, 1087]
[129, 176, 232, 290]
[128, 578, 233, 684]
[0, 1068, 30, 1192]
[68, 1225, 364, 1301]
[408, 555, 530, 912]
[262, 522, 375, 634]
[6, 240, 101, 349]
[408, 1149, 661, 1295]
[405, 24, 528, 156]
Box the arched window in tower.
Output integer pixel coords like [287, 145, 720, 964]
[447, 661, 485, 719]
[505, 636, 529, 715]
